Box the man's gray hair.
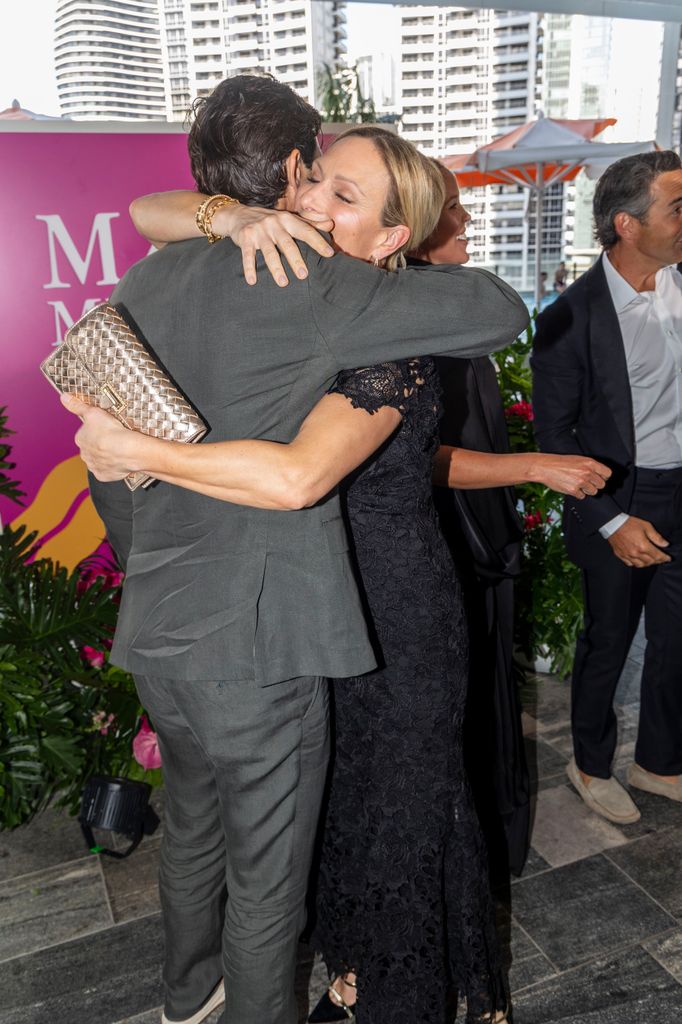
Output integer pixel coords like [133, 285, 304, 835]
[593, 150, 681, 249]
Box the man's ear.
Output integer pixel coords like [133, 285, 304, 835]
[280, 148, 303, 211]
[613, 210, 637, 243]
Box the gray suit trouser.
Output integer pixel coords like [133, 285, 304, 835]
[134, 673, 329, 1024]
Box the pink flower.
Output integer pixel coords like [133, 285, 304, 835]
[78, 569, 125, 594]
[505, 400, 534, 422]
[133, 715, 162, 770]
[81, 645, 105, 668]
[92, 710, 116, 735]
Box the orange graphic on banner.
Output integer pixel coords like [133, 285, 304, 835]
[38, 495, 105, 568]
[10, 455, 105, 571]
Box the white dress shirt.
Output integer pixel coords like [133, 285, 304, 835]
[598, 253, 682, 538]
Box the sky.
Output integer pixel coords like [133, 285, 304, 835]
[0, 0, 60, 116]
[0, 0, 399, 118]
[346, 2, 401, 62]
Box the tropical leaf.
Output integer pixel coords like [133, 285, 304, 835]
[0, 408, 25, 506]
[317, 63, 376, 124]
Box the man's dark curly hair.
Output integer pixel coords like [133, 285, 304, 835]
[187, 74, 321, 208]
[593, 149, 681, 249]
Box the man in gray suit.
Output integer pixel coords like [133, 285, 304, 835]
[85, 76, 528, 1024]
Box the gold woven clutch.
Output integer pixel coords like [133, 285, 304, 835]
[41, 302, 208, 491]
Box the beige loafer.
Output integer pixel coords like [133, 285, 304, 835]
[566, 757, 640, 824]
[162, 979, 225, 1024]
[627, 763, 682, 803]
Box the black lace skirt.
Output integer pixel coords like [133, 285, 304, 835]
[313, 594, 506, 1024]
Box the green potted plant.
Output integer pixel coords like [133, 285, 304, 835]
[0, 409, 160, 829]
[495, 325, 583, 678]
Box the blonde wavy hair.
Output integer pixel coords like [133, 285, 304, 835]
[332, 126, 445, 272]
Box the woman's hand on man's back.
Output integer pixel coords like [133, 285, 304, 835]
[224, 207, 334, 287]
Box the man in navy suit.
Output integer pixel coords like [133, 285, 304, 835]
[532, 151, 682, 823]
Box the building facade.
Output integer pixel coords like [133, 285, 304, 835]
[55, 0, 167, 120]
[55, 0, 345, 123]
[398, 4, 552, 291]
[161, 0, 346, 122]
[541, 12, 676, 275]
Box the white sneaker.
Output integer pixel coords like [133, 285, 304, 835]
[161, 979, 225, 1024]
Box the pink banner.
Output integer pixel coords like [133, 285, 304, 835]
[0, 127, 194, 568]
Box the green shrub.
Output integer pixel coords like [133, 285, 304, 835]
[0, 411, 159, 830]
[496, 319, 582, 677]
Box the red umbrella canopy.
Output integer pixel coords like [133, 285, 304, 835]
[442, 116, 617, 187]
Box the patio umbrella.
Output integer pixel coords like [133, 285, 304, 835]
[442, 116, 656, 307]
[0, 98, 63, 121]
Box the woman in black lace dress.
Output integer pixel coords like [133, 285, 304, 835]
[313, 356, 506, 1024]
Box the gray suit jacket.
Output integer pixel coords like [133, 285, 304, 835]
[91, 238, 528, 684]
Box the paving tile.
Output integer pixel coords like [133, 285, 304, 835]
[509, 944, 682, 1023]
[296, 946, 329, 1022]
[508, 950, 557, 993]
[607, 768, 682, 841]
[111, 944, 327, 1024]
[114, 1011, 164, 1024]
[0, 912, 164, 1024]
[100, 836, 162, 924]
[515, 846, 552, 881]
[529, 784, 630, 868]
[510, 854, 676, 971]
[525, 738, 569, 793]
[0, 858, 111, 962]
[533, 719, 574, 757]
[607, 826, 682, 918]
[0, 806, 88, 882]
[520, 675, 572, 729]
[521, 710, 543, 737]
[628, 616, 646, 654]
[644, 926, 682, 984]
[614, 655, 643, 707]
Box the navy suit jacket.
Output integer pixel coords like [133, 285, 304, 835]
[531, 256, 636, 567]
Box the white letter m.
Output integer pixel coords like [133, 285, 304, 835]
[36, 212, 120, 289]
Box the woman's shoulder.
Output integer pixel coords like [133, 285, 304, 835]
[330, 357, 437, 415]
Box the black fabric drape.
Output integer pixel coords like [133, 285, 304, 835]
[433, 355, 531, 877]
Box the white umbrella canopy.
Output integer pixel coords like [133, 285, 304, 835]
[444, 116, 657, 307]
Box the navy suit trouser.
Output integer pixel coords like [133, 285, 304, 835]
[572, 466, 682, 778]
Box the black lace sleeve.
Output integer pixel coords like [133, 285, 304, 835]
[329, 359, 430, 417]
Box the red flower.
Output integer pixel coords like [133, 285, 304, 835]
[524, 511, 543, 531]
[77, 566, 124, 596]
[81, 645, 105, 668]
[505, 400, 534, 422]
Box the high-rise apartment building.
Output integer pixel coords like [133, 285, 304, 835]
[356, 52, 399, 122]
[541, 13, 676, 272]
[398, 5, 550, 291]
[161, 0, 347, 122]
[55, 0, 167, 120]
[54, 0, 345, 124]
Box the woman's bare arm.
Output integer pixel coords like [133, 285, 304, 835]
[129, 190, 334, 285]
[62, 393, 400, 510]
[432, 446, 611, 499]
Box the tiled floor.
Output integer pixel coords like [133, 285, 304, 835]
[2, 623, 682, 1023]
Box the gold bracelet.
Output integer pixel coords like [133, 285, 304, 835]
[195, 194, 239, 244]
